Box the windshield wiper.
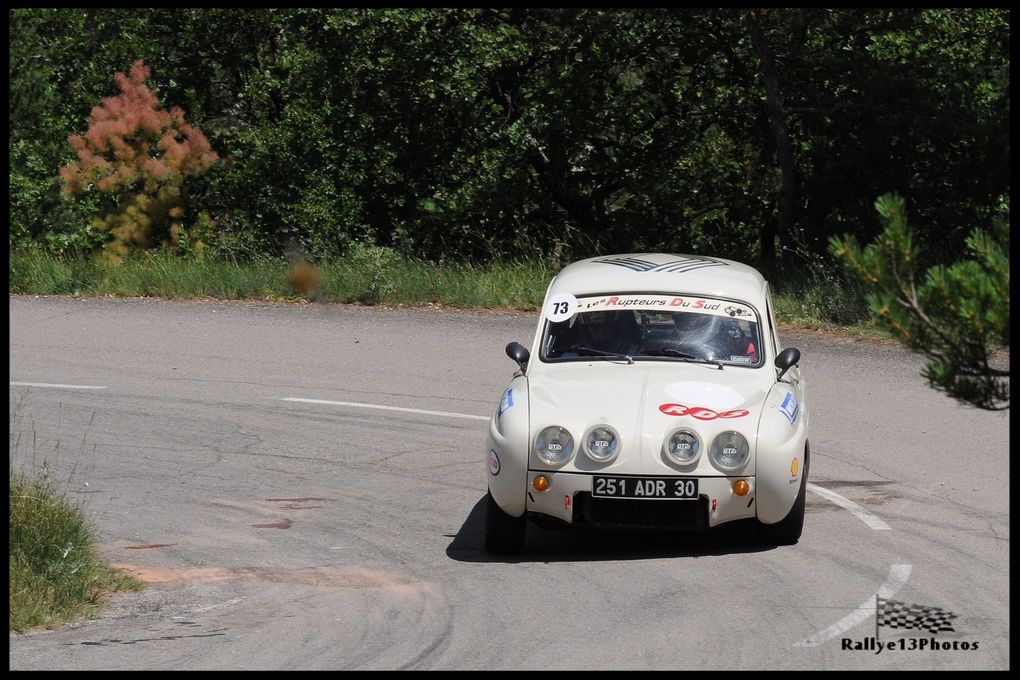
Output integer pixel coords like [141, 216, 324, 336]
[642, 347, 697, 359]
[641, 347, 723, 369]
[554, 345, 634, 364]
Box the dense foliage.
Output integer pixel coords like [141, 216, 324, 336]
[9, 9, 1010, 268]
[831, 195, 1009, 410]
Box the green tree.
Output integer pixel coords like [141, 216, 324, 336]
[8, 9, 1010, 267]
[830, 194, 1009, 410]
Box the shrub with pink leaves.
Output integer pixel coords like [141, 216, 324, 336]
[59, 60, 218, 264]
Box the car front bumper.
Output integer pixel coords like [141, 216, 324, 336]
[524, 470, 757, 529]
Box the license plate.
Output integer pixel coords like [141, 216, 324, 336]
[592, 475, 699, 500]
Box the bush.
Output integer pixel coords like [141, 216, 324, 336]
[59, 59, 218, 265]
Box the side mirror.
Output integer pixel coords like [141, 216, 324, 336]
[506, 342, 530, 372]
[774, 347, 801, 381]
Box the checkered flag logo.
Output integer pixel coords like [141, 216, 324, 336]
[877, 597, 957, 634]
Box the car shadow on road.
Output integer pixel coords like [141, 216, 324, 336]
[445, 495, 781, 563]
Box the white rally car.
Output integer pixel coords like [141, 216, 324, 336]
[484, 253, 808, 553]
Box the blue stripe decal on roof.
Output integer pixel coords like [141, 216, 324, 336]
[595, 256, 728, 274]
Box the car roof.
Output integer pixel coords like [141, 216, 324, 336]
[547, 253, 769, 305]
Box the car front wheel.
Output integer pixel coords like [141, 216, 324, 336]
[760, 441, 809, 545]
[484, 489, 526, 554]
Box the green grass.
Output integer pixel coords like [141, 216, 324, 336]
[9, 402, 144, 634]
[9, 473, 143, 633]
[758, 258, 885, 337]
[9, 246, 885, 335]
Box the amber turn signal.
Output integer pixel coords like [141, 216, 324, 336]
[733, 480, 750, 496]
[533, 475, 550, 492]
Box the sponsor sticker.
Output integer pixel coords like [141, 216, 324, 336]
[575, 294, 751, 318]
[659, 403, 749, 420]
[488, 449, 500, 476]
[778, 392, 800, 425]
[724, 305, 753, 317]
[498, 388, 514, 417]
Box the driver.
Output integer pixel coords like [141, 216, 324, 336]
[717, 318, 757, 362]
[575, 310, 640, 355]
[673, 313, 757, 362]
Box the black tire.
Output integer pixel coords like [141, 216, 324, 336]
[760, 441, 810, 545]
[484, 489, 526, 554]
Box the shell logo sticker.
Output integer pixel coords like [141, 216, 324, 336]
[488, 449, 501, 476]
[790, 457, 799, 477]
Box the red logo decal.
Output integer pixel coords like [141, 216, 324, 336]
[659, 403, 749, 420]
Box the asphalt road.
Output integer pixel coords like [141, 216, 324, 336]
[8, 296, 1009, 670]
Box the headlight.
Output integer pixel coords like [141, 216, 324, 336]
[535, 426, 574, 465]
[664, 429, 701, 465]
[584, 425, 619, 462]
[710, 431, 750, 471]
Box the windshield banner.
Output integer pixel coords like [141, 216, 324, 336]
[577, 294, 755, 319]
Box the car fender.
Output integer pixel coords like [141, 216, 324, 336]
[485, 375, 530, 517]
[755, 383, 808, 524]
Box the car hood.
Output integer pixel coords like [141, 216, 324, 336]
[528, 362, 771, 475]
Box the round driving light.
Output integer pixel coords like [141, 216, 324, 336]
[664, 429, 701, 465]
[710, 431, 750, 471]
[533, 475, 550, 491]
[733, 480, 750, 496]
[584, 425, 619, 462]
[535, 426, 574, 465]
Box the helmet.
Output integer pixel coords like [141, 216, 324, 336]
[720, 317, 744, 338]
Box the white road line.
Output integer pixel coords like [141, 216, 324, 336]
[280, 398, 490, 421]
[794, 564, 913, 647]
[281, 399, 896, 537]
[283, 395, 904, 639]
[807, 483, 892, 531]
[189, 597, 247, 614]
[12, 382, 902, 647]
[10, 381, 107, 390]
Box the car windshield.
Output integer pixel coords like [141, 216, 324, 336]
[540, 294, 763, 367]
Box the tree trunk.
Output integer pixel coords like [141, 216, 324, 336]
[525, 140, 600, 239]
[745, 9, 798, 257]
